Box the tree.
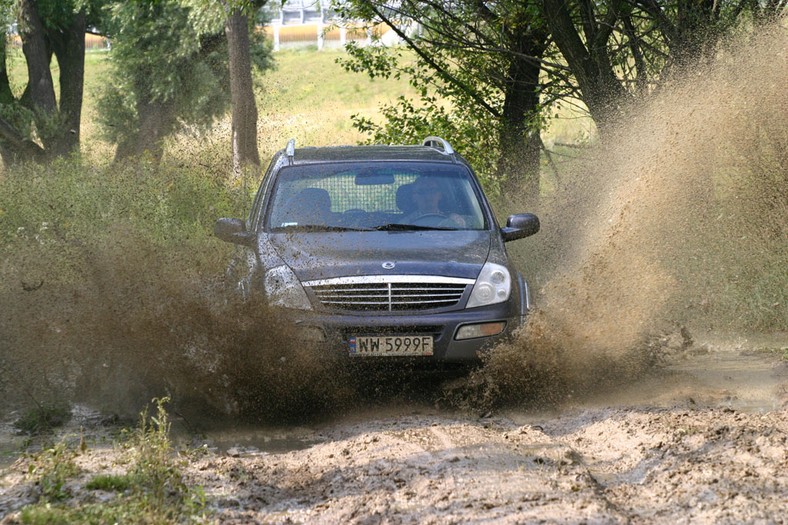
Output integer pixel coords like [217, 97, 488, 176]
[0, 0, 100, 165]
[541, 0, 628, 126]
[337, 0, 550, 202]
[538, 0, 784, 125]
[97, 0, 273, 164]
[98, 1, 226, 162]
[341, 0, 785, 197]
[225, 0, 266, 172]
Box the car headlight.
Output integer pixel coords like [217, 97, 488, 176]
[466, 262, 511, 308]
[264, 265, 312, 310]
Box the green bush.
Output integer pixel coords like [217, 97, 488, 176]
[14, 404, 72, 435]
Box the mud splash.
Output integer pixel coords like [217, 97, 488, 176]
[0, 228, 353, 422]
[474, 27, 787, 408]
[0, 29, 784, 424]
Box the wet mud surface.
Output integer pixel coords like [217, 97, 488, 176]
[1, 339, 785, 523]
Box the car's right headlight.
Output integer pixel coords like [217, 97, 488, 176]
[264, 265, 313, 310]
[466, 262, 511, 308]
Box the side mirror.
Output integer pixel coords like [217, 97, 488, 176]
[214, 218, 255, 246]
[501, 213, 540, 242]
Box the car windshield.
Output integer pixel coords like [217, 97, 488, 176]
[265, 162, 487, 232]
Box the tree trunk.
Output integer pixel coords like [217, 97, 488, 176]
[50, 10, 86, 156]
[0, 116, 46, 163]
[3, 0, 86, 164]
[497, 32, 548, 205]
[18, 0, 56, 115]
[226, 10, 260, 174]
[0, 37, 14, 105]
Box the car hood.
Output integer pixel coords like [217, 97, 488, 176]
[264, 231, 492, 282]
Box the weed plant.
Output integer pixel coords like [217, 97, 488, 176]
[24, 442, 81, 503]
[19, 398, 208, 524]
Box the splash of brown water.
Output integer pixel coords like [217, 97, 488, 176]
[476, 27, 787, 407]
[0, 228, 354, 422]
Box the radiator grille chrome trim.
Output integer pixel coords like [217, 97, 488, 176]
[303, 275, 473, 286]
[304, 275, 473, 312]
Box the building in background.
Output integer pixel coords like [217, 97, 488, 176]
[261, 0, 400, 51]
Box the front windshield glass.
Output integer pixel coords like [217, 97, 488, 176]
[265, 162, 487, 232]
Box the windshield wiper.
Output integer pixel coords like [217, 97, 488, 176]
[272, 224, 374, 232]
[372, 223, 454, 231]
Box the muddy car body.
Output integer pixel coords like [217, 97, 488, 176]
[215, 137, 539, 364]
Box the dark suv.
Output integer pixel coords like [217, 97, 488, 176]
[215, 136, 539, 363]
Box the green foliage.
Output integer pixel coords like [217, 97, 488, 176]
[85, 473, 132, 491]
[0, 2, 13, 26]
[352, 93, 501, 191]
[14, 404, 72, 435]
[339, 44, 503, 191]
[96, 0, 273, 149]
[35, 0, 86, 31]
[336, 1, 550, 195]
[0, 102, 36, 137]
[25, 442, 81, 503]
[184, 0, 274, 72]
[124, 398, 196, 513]
[19, 398, 208, 524]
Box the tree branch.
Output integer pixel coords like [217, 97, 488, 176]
[365, 1, 502, 118]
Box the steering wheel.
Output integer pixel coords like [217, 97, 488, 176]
[411, 213, 449, 226]
[337, 208, 368, 227]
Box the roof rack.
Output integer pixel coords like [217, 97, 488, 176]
[422, 136, 455, 157]
[285, 138, 296, 165]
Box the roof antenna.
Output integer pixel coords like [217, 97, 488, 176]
[286, 138, 296, 165]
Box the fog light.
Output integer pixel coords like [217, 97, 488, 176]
[455, 322, 506, 340]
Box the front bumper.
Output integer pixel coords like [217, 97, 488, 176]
[292, 303, 523, 363]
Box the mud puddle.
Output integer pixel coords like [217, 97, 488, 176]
[523, 339, 788, 417]
[183, 339, 787, 462]
[183, 402, 447, 457]
[185, 425, 324, 457]
[665, 347, 787, 412]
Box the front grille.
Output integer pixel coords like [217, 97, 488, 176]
[305, 276, 472, 312]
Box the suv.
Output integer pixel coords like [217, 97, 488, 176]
[214, 136, 539, 363]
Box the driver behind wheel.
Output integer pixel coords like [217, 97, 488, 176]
[399, 177, 466, 227]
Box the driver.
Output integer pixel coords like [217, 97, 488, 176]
[402, 177, 466, 227]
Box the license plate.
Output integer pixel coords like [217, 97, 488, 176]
[349, 335, 434, 357]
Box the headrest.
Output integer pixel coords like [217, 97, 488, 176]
[293, 187, 331, 211]
[396, 183, 416, 213]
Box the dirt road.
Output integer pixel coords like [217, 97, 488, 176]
[1, 341, 786, 523]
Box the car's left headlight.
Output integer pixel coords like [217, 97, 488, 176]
[264, 265, 313, 310]
[466, 262, 511, 308]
